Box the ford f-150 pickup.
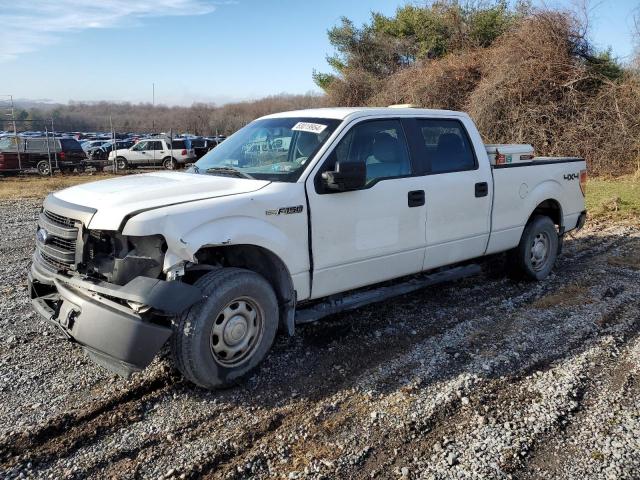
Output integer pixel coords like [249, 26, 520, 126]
[29, 107, 587, 389]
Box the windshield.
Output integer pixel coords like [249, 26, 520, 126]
[191, 117, 340, 182]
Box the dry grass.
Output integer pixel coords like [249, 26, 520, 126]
[530, 283, 591, 309]
[607, 255, 640, 270]
[0, 174, 118, 200]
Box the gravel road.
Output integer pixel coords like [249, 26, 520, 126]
[0, 198, 638, 480]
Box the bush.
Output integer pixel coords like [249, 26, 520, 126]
[319, 5, 640, 176]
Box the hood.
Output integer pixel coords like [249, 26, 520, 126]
[52, 171, 270, 230]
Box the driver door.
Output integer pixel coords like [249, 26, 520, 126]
[305, 119, 428, 299]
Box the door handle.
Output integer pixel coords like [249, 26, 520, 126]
[475, 182, 488, 197]
[408, 190, 425, 207]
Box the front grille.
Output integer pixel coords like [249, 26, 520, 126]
[37, 209, 80, 272]
[39, 250, 72, 273]
[49, 236, 76, 251]
[44, 210, 75, 228]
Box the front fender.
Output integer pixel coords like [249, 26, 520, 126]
[176, 215, 295, 267]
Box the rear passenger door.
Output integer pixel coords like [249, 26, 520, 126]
[411, 117, 492, 270]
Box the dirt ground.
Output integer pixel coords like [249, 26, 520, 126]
[0, 193, 638, 479]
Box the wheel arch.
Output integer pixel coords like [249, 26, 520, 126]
[527, 198, 563, 230]
[191, 244, 296, 335]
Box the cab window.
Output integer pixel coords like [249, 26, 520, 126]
[417, 119, 476, 173]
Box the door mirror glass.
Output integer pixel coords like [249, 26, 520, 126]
[321, 161, 366, 192]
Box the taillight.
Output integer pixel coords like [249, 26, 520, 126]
[59, 151, 65, 159]
[181, 149, 187, 156]
[579, 169, 587, 196]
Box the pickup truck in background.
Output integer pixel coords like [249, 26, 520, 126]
[28, 107, 587, 389]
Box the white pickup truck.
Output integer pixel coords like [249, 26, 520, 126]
[29, 107, 587, 389]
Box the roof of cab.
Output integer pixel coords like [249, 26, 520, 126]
[261, 107, 469, 122]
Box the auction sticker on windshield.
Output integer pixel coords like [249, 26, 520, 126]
[292, 122, 328, 134]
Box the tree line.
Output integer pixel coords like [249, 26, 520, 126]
[3, 93, 326, 136]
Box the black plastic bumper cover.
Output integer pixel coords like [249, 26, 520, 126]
[29, 264, 202, 376]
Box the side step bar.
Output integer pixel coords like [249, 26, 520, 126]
[295, 264, 481, 325]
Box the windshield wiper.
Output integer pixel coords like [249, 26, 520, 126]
[205, 166, 254, 179]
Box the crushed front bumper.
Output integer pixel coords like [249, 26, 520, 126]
[28, 260, 202, 376]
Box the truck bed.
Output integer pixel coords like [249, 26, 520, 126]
[486, 156, 587, 255]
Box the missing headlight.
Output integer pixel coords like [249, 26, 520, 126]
[82, 232, 166, 285]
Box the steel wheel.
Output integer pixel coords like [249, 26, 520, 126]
[530, 231, 550, 271]
[210, 296, 263, 366]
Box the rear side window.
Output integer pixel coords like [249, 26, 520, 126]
[147, 141, 164, 150]
[59, 139, 84, 151]
[171, 140, 186, 149]
[417, 119, 476, 173]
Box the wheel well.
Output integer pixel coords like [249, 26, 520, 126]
[191, 245, 296, 334]
[530, 199, 562, 229]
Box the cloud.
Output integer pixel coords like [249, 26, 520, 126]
[0, 0, 226, 62]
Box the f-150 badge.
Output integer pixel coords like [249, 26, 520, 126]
[266, 205, 304, 216]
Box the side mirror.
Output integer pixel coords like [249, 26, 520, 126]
[321, 161, 366, 192]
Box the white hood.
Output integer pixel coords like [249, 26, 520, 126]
[52, 171, 270, 230]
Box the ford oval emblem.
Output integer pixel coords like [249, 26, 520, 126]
[36, 228, 49, 244]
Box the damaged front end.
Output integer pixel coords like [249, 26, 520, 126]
[29, 195, 202, 376]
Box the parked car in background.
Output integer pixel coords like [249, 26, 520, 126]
[108, 137, 196, 170]
[84, 140, 135, 170]
[186, 137, 221, 159]
[81, 140, 110, 152]
[0, 136, 86, 175]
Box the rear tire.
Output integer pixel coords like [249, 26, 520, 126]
[163, 157, 177, 170]
[171, 268, 279, 389]
[36, 160, 51, 176]
[507, 215, 558, 281]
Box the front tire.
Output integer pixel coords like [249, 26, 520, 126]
[507, 215, 559, 281]
[116, 157, 128, 170]
[171, 268, 279, 389]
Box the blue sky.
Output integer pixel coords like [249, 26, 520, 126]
[0, 0, 637, 105]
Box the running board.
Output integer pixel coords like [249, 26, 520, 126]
[295, 264, 481, 325]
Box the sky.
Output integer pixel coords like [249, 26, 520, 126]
[0, 0, 637, 106]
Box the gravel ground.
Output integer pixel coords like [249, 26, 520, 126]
[0, 198, 638, 480]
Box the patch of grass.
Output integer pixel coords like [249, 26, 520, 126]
[586, 175, 640, 220]
[0, 174, 118, 200]
[530, 283, 591, 309]
[607, 255, 640, 270]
